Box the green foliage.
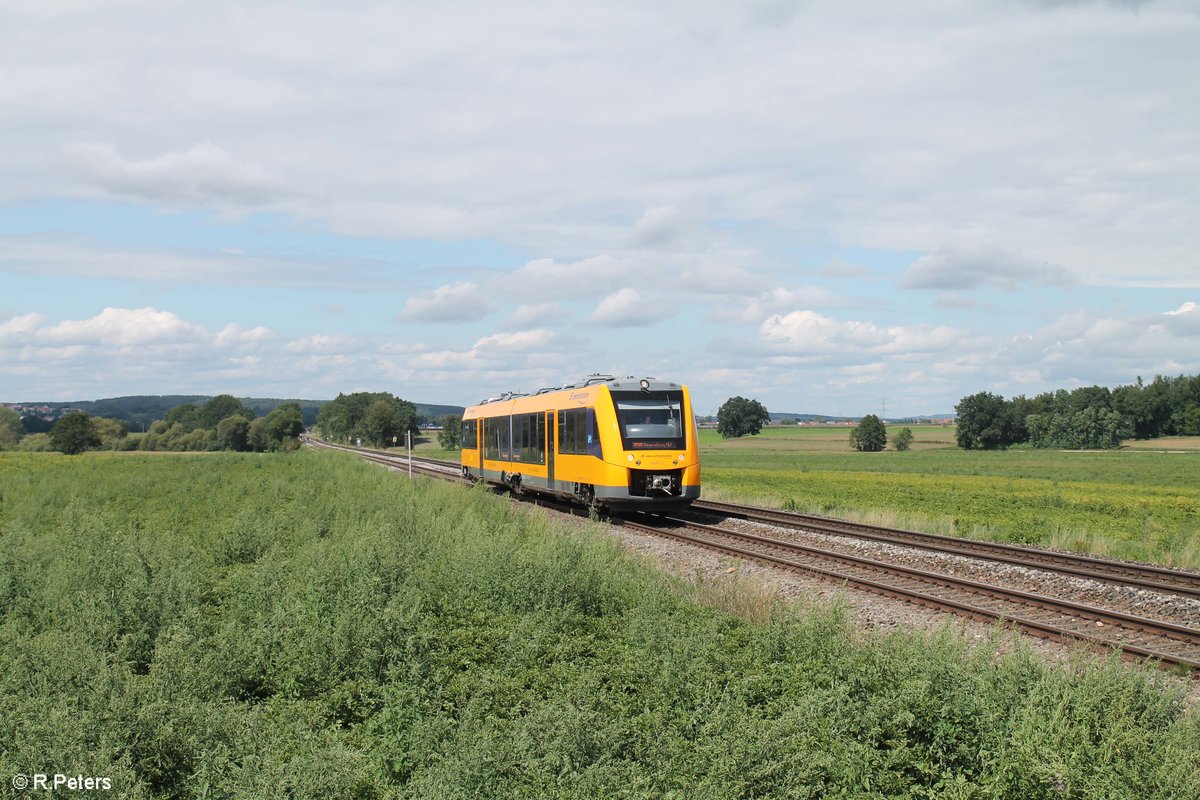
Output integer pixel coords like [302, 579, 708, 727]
[359, 399, 408, 447]
[164, 402, 200, 432]
[849, 414, 888, 452]
[133, 403, 299, 455]
[0, 407, 25, 450]
[716, 396, 771, 439]
[955, 392, 1020, 450]
[15, 432, 51, 452]
[957, 374, 1200, 447]
[0, 452, 1196, 798]
[1026, 408, 1130, 450]
[91, 415, 128, 450]
[49, 411, 100, 455]
[893, 427, 915, 452]
[438, 415, 463, 450]
[262, 403, 304, 449]
[216, 414, 251, 452]
[197, 394, 255, 429]
[317, 392, 418, 446]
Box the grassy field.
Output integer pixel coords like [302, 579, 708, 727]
[2, 451, 1197, 798]
[699, 426, 1200, 569]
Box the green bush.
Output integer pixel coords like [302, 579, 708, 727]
[0, 451, 1196, 798]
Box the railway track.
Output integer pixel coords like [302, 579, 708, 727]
[620, 513, 1200, 671]
[306, 438, 1200, 672]
[692, 499, 1200, 601]
[303, 437, 466, 481]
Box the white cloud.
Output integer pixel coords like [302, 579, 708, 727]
[1164, 301, 1198, 318]
[0, 307, 291, 399]
[588, 288, 652, 327]
[472, 329, 556, 352]
[40, 307, 207, 346]
[503, 302, 567, 330]
[0, 0, 1195, 288]
[0, 312, 47, 340]
[902, 243, 1075, 291]
[395, 281, 494, 322]
[66, 142, 285, 208]
[0, 237, 396, 290]
[284, 334, 362, 355]
[628, 204, 690, 248]
[709, 286, 840, 324]
[1159, 301, 1200, 335]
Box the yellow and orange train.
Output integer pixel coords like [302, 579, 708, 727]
[461, 375, 701, 511]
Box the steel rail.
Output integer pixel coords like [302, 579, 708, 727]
[620, 513, 1200, 671]
[693, 499, 1200, 601]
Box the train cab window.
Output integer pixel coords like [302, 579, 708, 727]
[556, 408, 601, 457]
[612, 391, 686, 451]
[462, 419, 477, 449]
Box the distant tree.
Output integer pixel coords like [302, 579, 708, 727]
[262, 403, 304, 449]
[317, 392, 418, 444]
[1026, 408, 1130, 450]
[180, 429, 209, 451]
[717, 396, 771, 439]
[216, 414, 251, 451]
[955, 392, 1020, 450]
[359, 400, 408, 447]
[16, 433, 52, 452]
[0, 407, 25, 450]
[247, 417, 269, 452]
[91, 417, 128, 450]
[198, 394, 253, 430]
[164, 403, 200, 432]
[158, 423, 189, 451]
[850, 415, 888, 452]
[1178, 404, 1200, 436]
[50, 412, 101, 455]
[893, 427, 914, 452]
[438, 415, 462, 450]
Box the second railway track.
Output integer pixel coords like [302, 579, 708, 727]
[692, 499, 1200, 601]
[620, 513, 1200, 671]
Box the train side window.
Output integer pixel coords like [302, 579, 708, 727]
[532, 412, 545, 464]
[483, 418, 498, 460]
[558, 409, 573, 454]
[462, 419, 477, 449]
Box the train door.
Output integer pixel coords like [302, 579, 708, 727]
[477, 419, 484, 473]
[546, 410, 555, 489]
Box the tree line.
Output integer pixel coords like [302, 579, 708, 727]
[0, 395, 305, 455]
[955, 374, 1200, 450]
[314, 392, 421, 447]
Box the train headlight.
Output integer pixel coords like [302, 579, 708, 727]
[639, 378, 650, 392]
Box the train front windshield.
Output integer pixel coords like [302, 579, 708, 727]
[611, 390, 686, 450]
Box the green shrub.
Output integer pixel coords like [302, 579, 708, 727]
[1, 451, 1196, 798]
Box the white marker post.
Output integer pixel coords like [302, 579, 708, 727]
[407, 430, 412, 477]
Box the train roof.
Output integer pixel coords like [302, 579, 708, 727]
[474, 375, 685, 407]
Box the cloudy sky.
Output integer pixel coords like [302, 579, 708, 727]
[2, 0, 1197, 416]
